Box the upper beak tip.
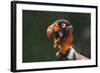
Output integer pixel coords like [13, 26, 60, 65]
[47, 31, 51, 38]
[47, 28, 53, 38]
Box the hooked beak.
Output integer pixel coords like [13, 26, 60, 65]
[47, 23, 59, 38]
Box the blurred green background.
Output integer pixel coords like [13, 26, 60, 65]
[23, 10, 91, 63]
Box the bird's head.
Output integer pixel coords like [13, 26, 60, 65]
[47, 19, 73, 54]
[47, 19, 73, 39]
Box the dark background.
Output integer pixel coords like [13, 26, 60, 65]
[23, 10, 91, 63]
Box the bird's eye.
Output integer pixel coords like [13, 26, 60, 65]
[61, 23, 66, 28]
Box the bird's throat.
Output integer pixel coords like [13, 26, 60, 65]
[59, 32, 73, 55]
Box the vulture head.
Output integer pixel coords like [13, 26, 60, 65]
[47, 19, 74, 55]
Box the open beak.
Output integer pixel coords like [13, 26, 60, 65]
[47, 23, 59, 38]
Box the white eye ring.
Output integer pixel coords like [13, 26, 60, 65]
[61, 23, 66, 28]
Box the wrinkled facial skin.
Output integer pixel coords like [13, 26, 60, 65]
[47, 23, 59, 38]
